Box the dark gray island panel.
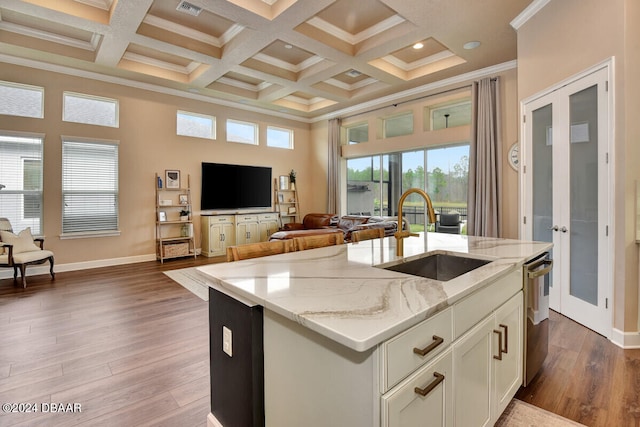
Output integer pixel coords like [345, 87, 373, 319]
[209, 288, 264, 427]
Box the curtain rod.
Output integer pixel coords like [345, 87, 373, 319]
[341, 77, 497, 120]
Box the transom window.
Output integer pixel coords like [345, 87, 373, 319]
[0, 81, 44, 119]
[266, 126, 293, 149]
[383, 112, 413, 138]
[177, 110, 216, 139]
[346, 123, 368, 144]
[63, 92, 119, 128]
[227, 119, 258, 145]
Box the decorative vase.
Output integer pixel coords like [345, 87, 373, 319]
[291, 182, 295, 191]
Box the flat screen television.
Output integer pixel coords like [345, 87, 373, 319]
[201, 162, 272, 210]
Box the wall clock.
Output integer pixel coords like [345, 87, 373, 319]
[508, 142, 519, 171]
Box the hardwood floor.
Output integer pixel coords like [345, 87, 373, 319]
[1, 257, 639, 426]
[516, 310, 640, 427]
[0, 256, 221, 427]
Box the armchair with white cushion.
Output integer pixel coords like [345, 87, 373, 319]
[0, 218, 55, 288]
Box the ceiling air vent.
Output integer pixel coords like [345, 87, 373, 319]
[345, 69, 362, 78]
[176, 1, 203, 16]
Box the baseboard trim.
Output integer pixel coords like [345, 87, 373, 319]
[0, 253, 156, 280]
[611, 327, 640, 349]
[207, 412, 223, 427]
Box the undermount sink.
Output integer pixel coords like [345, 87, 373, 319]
[381, 253, 491, 282]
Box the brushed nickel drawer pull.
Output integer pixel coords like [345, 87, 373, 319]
[499, 323, 508, 354]
[493, 329, 503, 360]
[414, 372, 445, 397]
[413, 335, 444, 357]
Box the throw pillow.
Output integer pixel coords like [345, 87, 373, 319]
[0, 228, 41, 254]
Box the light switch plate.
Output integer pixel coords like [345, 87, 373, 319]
[222, 326, 232, 357]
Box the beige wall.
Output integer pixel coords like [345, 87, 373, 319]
[516, 0, 640, 333]
[0, 63, 311, 265]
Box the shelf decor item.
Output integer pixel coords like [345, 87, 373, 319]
[179, 209, 190, 221]
[179, 194, 188, 204]
[165, 169, 180, 189]
[279, 175, 289, 190]
[289, 169, 296, 190]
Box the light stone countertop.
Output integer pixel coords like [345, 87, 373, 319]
[197, 232, 552, 352]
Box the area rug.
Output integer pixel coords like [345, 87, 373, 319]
[164, 267, 209, 301]
[496, 399, 585, 427]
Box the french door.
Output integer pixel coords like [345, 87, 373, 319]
[522, 64, 612, 337]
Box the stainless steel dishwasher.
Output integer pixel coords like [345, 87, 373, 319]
[523, 253, 553, 386]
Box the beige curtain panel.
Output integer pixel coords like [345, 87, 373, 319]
[468, 77, 502, 237]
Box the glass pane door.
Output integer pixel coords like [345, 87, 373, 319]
[569, 84, 599, 305]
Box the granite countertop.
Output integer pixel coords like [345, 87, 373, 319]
[197, 233, 551, 352]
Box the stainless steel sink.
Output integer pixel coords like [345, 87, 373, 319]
[381, 253, 491, 281]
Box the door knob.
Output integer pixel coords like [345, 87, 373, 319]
[560, 226, 568, 233]
[548, 225, 559, 232]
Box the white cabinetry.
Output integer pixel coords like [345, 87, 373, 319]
[493, 293, 524, 418]
[259, 213, 279, 241]
[201, 215, 235, 257]
[453, 291, 523, 427]
[236, 215, 259, 245]
[202, 213, 280, 257]
[382, 349, 453, 427]
[260, 267, 523, 427]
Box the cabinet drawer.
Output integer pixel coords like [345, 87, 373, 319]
[258, 213, 279, 222]
[381, 307, 452, 392]
[237, 215, 259, 223]
[382, 348, 453, 427]
[453, 268, 521, 339]
[207, 215, 234, 223]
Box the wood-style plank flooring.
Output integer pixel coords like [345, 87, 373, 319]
[516, 310, 640, 427]
[1, 257, 639, 426]
[0, 256, 221, 427]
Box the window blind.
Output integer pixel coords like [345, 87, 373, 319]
[62, 139, 119, 234]
[0, 134, 43, 234]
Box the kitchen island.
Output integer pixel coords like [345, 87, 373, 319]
[197, 232, 551, 427]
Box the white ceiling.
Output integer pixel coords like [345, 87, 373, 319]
[0, 0, 534, 120]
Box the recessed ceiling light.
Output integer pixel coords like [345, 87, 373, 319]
[284, 44, 293, 49]
[345, 69, 362, 78]
[463, 41, 481, 50]
[413, 42, 424, 50]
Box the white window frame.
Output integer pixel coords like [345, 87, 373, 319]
[226, 119, 258, 145]
[266, 126, 294, 149]
[0, 80, 44, 119]
[177, 110, 216, 140]
[62, 91, 119, 128]
[61, 136, 120, 238]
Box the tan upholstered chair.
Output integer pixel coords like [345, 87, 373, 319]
[350, 227, 385, 243]
[226, 239, 295, 262]
[293, 232, 344, 251]
[0, 218, 55, 288]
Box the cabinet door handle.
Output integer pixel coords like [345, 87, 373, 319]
[413, 335, 444, 357]
[499, 324, 508, 354]
[493, 329, 503, 360]
[414, 372, 445, 397]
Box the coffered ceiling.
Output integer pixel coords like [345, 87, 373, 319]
[0, 0, 533, 120]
